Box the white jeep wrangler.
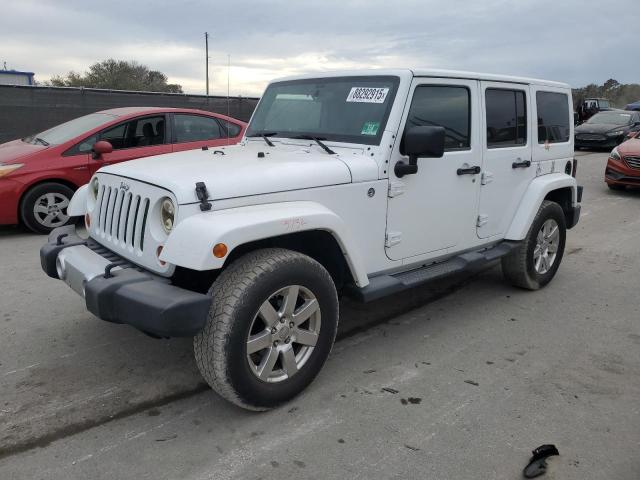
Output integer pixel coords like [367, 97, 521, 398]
[41, 69, 582, 410]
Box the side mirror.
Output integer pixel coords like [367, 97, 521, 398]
[92, 140, 113, 159]
[395, 126, 445, 177]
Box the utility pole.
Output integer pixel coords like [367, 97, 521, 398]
[204, 32, 209, 96]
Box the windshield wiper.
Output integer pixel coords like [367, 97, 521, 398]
[247, 132, 277, 147]
[33, 137, 50, 146]
[293, 135, 335, 155]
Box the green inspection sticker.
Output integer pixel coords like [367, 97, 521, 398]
[361, 121, 380, 136]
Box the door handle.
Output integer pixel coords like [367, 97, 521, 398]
[512, 160, 531, 169]
[457, 166, 481, 175]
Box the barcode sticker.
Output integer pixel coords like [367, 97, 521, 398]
[346, 87, 389, 103]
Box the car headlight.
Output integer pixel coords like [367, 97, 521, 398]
[90, 177, 100, 199]
[0, 163, 24, 178]
[607, 130, 624, 137]
[160, 198, 176, 233]
[610, 147, 621, 161]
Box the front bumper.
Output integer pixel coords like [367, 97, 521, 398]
[575, 135, 620, 149]
[0, 178, 22, 225]
[40, 225, 210, 337]
[605, 158, 640, 187]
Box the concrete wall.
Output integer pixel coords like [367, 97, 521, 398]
[0, 85, 259, 143]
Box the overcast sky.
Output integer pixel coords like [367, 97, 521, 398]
[3, 0, 637, 97]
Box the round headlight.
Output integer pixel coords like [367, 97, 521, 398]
[90, 177, 99, 199]
[161, 198, 175, 233]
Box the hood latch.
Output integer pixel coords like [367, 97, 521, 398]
[195, 182, 212, 211]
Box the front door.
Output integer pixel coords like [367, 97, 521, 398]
[386, 78, 482, 261]
[89, 115, 172, 175]
[477, 82, 534, 239]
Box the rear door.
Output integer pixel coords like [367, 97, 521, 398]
[477, 82, 534, 239]
[89, 115, 171, 175]
[170, 114, 239, 152]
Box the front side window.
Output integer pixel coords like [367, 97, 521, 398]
[174, 114, 224, 143]
[486, 89, 527, 148]
[246, 76, 400, 145]
[403, 85, 470, 152]
[99, 115, 165, 150]
[536, 92, 570, 144]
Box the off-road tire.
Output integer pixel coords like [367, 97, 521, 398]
[501, 200, 566, 290]
[194, 248, 339, 411]
[20, 182, 75, 234]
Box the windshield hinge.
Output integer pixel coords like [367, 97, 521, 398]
[481, 171, 494, 185]
[388, 181, 405, 198]
[385, 231, 402, 248]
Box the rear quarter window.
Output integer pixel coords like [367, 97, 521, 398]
[536, 92, 570, 144]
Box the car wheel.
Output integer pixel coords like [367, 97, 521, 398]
[607, 183, 626, 191]
[20, 182, 75, 234]
[501, 200, 566, 290]
[194, 248, 339, 410]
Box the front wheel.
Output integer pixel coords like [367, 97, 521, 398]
[194, 248, 339, 410]
[20, 182, 75, 234]
[501, 200, 566, 290]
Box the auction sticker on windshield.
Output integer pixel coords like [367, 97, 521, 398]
[347, 87, 389, 103]
[361, 121, 380, 135]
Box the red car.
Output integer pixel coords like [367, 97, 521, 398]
[605, 131, 640, 190]
[0, 107, 246, 233]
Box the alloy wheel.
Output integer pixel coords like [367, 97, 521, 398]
[246, 285, 321, 383]
[533, 219, 559, 274]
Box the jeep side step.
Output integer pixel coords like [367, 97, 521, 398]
[347, 241, 520, 303]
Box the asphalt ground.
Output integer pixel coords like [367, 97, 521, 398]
[0, 150, 638, 479]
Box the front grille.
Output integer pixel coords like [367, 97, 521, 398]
[577, 133, 605, 141]
[95, 185, 150, 252]
[624, 156, 640, 170]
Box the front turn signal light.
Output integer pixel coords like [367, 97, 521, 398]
[213, 243, 228, 258]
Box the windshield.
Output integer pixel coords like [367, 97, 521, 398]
[587, 112, 631, 125]
[23, 112, 117, 146]
[246, 76, 400, 145]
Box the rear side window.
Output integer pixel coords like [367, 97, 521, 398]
[224, 121, 242, 137]
[403, 85, 471, 152]
[536, 92, 570, 144]
[174, 114, 224, 143]
[486, 89, 527, 148]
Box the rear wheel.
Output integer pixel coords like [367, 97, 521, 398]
[20, 182, 75, 234]
[194, 248, 339, 410]
[502, 200, 566, 290]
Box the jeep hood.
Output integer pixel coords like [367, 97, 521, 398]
[99, 142, 354, 204]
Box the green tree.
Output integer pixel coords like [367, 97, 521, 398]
[49, 59, 182, 93]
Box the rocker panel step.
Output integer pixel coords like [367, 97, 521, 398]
[347, 241, 520, 303]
